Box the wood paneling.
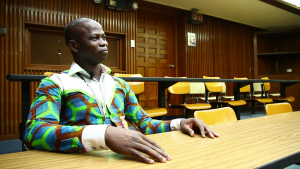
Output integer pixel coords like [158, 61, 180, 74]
[0, 0, 136, 140]
[1, 0, 272, 140]
[136, 7, 177, 115]
[254, 30, 300, 109]
[184, 15, 260, 96]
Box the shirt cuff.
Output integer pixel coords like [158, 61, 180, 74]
[82, 124, 110, 152]
[170, 119, 183, 131]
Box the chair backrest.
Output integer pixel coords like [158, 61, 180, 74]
[194, 107, 237, 125]
[190, 82, 226, 94]
[253, 82, 263, 92]
[113, 73, 144, 95]
[261, 77, 271, 91]
[189, 82, 206, 94]
[167, 77, 190, 94]
[203, 76, 223, 93]
[221, 82, 226, 94]
[265, 103, 293, 116]
[234, 77, 250, 93]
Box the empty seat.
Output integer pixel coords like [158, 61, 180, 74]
[167, 78, 211, 118]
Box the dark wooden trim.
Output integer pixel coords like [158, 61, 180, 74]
[257, 52, 300, 56]
[23, 23, 126, 71]
[260, 0, 300, 16]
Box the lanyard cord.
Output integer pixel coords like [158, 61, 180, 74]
[76, 72, 106, 122]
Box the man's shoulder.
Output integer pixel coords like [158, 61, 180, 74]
[39, 70, 71, 87]
[111, 76, 130, 88]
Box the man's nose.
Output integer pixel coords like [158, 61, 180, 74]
[99, 39, 108, 46]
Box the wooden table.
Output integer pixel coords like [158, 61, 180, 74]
[1, 112, 300, 169]
[6, 74, 300, 151]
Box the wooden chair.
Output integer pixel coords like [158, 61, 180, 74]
[261, 77, 295, 103]
[194, 107, 237, 125]
[167, 79, 211, 118]
[114, 73, 167, 118]
[265, 102, 293, 116]
[235, 77, 273, 115]
[203, 76, 246, 107]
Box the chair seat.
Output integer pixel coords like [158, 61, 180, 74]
[224, 100, 246, 106]
[222, 96, 234, 99]
[179, 103, 211, 110]
[269, 93, 280, 97]
[142, 106, 167, 117]
[209, 100, 246, 106]
[246, 98, 273, 103]
[186, 97, 217, 101]
[253, 94, 264, 97]
[274, 96, 295, 102]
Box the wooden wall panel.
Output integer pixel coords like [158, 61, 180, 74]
[0, 0, 136, 140]
[185, 15, 260, 96]
[277, 35, 300, 74]
[1, 0, 270, 140]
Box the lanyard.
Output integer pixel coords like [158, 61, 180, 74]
[76, 72, 106, 122]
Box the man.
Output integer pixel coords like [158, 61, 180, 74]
[24, 18, 218, 164]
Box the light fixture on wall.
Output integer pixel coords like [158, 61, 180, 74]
[94, 0, 102, 3]
[131, 0, 138, 10]
[106, 0, 126, 11]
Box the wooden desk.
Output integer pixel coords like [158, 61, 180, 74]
[1, 112, 300, 169]
[6, 74, 300, 151]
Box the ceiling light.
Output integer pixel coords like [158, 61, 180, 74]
[281, 0, 300, 7]
[94, 0, 102, 3]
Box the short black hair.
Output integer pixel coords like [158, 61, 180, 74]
[64, 18, 94, 46]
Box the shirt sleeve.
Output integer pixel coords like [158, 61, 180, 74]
[170, 119, 182, 131]
[81, 125, 110, 151]
[24, 78, 87, 152]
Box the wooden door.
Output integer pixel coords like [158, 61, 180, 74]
[136, 8, 177, 115]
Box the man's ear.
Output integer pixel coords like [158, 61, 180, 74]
[68, 40, 78, 53]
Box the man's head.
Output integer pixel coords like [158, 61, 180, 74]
[65, 18, 108, 66]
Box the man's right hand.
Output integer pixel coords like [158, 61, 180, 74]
[105, 126, 172, 164]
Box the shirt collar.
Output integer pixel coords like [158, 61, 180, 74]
[68, 61, 112, 77]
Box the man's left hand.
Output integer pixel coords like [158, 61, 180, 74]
[180, 118, 219, 138]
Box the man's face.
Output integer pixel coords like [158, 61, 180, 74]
[75, 20, 108, 65]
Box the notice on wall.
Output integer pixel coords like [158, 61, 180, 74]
[188, 32, 196, 47]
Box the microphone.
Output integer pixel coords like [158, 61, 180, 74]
[89, 70, 94, 80]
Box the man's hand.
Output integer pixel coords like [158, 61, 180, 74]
[105, 126, 172, 164]
[180, 118, 219, 138]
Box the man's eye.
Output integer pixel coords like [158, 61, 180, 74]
[102, 36, 106, 41]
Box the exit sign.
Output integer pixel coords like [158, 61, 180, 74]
[193, 13, 202, 21]
[188, 11, 203, 26]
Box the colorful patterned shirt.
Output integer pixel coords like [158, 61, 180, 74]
[24, 62, 181, 152]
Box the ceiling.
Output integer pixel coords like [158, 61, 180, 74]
[144, 0, 300, 31]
